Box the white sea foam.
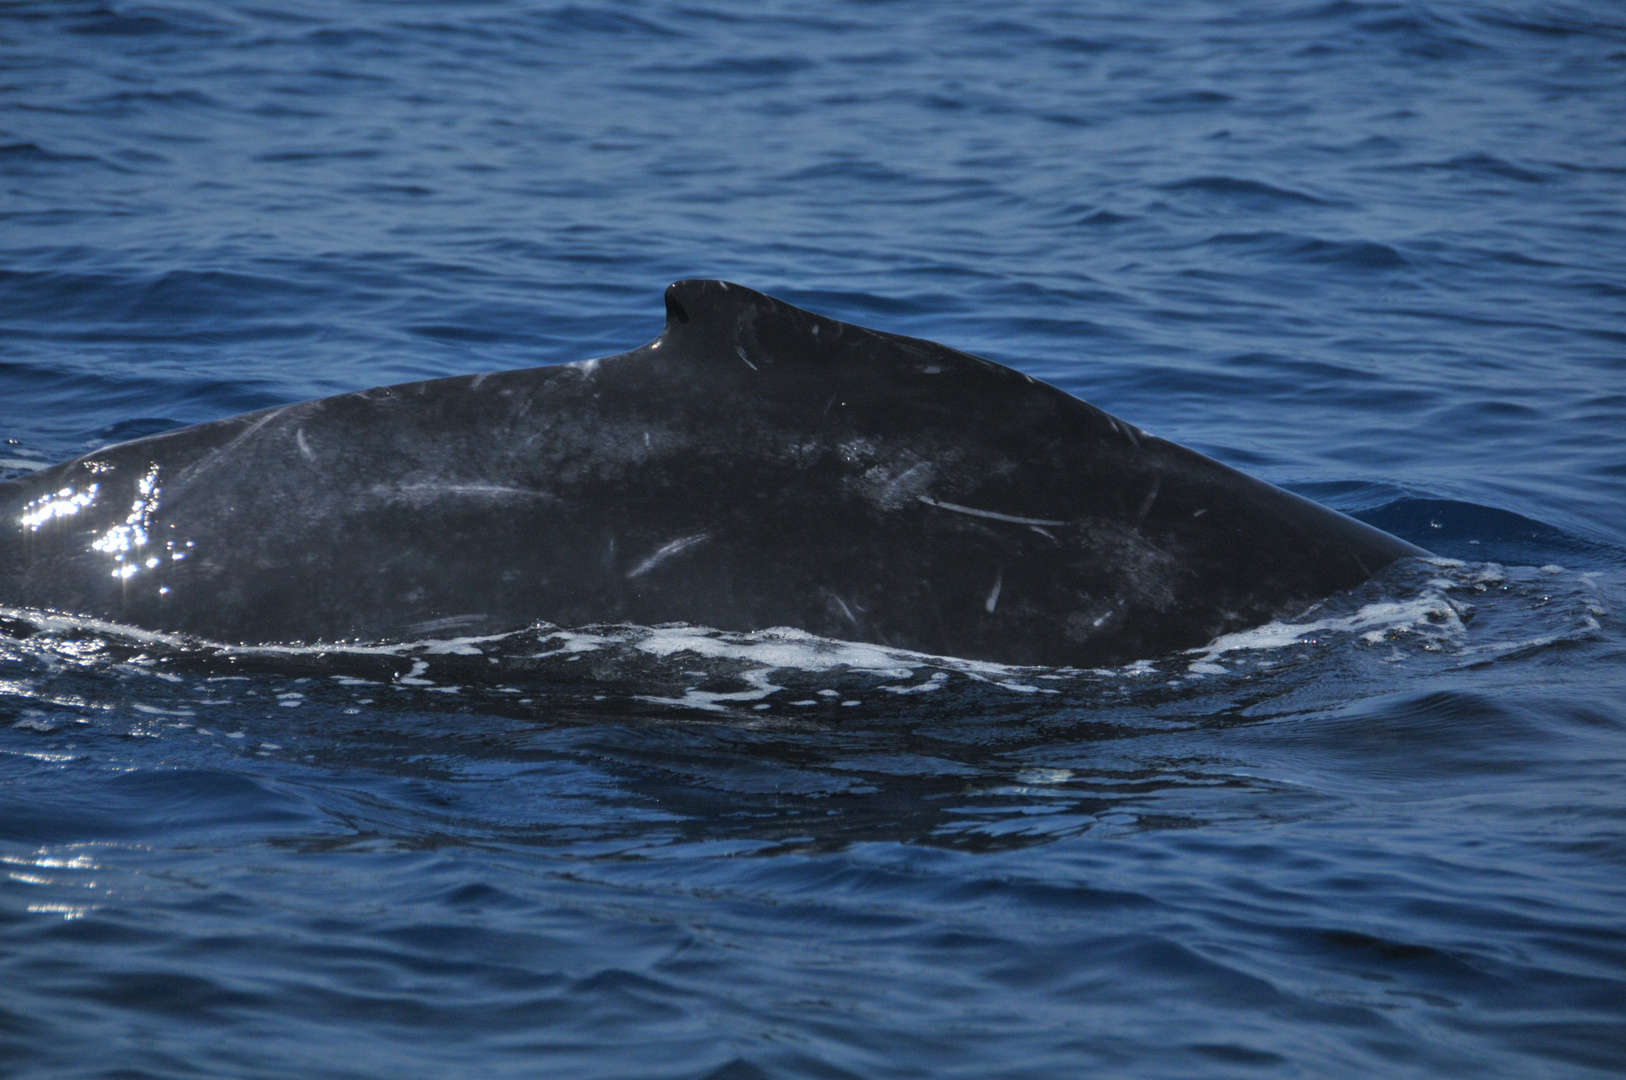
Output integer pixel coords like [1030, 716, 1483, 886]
[1183, 591, 1466, 673]
[3, 559, 1609, 710]
[636, 668, 784, 713]
[632, 625, 916, 678]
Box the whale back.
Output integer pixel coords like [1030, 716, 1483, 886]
[0, 280, 1424, 665]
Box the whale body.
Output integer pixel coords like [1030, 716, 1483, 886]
[0, 280, 1425, 666]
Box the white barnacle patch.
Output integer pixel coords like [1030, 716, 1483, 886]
[627, 533, 710, 579]
[853, 458, 937, 511]
[19, 483, 100, 530]
[91, 465, 161, 579]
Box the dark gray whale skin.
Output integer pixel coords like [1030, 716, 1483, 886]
[0, 280, 1426, 666]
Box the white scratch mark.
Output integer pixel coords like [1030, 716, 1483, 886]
[394, 483, 548, 499]
[295, 428, 314, 462]
[985, 568, 1003, 614]
[828, 593, 859, 626]
[918, 495, 1067, 528]
[627, 533, 710, 579]
[734, 346, 758, 371]
[1029, 525, 1057, 541]
[1134, 477, 1160, 524]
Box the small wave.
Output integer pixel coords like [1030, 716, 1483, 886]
[1415, 153, 1550, 184]
[67, 11, 174, 37]
[783, 159, 912, 184]
[526, 5, 685, 41]
[1077, 209, 1134, 227]
[1353, 498, 1615, 566]
[92, 89, 221, 113]
[0, 142, 99, 165]
[86, 417, 188, 446]
[637, 55, 816, 80]
[1473, 11, 1623, 40]
[1145, 90, 1233, 108]
[1204, 231, 1407, 270]
[1158, 176, 1330, 207]
[1353, 11, 1489, 60]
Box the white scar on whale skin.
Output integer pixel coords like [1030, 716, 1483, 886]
[827, 592, 859, 626]
[393, 483, 550, 498]
[627, 533, 710, 579]
[917, 495, 1067, 528]
[985, 568, 1003, 614]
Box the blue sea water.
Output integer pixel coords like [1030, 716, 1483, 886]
[2, 1, 1624, 1076]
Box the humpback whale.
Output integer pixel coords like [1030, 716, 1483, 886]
[0, 280, 1425, 667]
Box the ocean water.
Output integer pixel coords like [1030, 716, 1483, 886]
[2, 1, 1624, 1076]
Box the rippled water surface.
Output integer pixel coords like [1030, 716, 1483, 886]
[3, 2, 1624, 1077]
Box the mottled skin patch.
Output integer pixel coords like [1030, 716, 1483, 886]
[0, 280, 1426, 666]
